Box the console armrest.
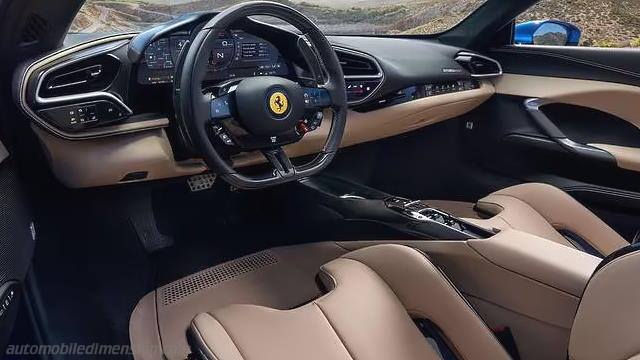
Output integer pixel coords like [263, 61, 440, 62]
[468, 230, 601, 297]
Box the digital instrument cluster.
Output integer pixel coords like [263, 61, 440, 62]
[137, 30, 289, 85]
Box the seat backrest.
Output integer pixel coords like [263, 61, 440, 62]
[569, 243, 640, 360]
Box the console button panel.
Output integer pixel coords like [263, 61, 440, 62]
[37, 100, 129, 131]
[346, 80, 382, 103]
[355, 79, 480, 112]
[385, 196, 495, 239]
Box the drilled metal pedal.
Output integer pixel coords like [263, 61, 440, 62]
[187, 173, 216, 192]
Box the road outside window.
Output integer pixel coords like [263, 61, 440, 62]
[69, 0, 486, 35]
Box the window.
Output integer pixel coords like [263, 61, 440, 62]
[515, 0, 640, 48]
[69, 0, 487, 35]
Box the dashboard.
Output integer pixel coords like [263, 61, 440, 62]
[138, 30, 289, 85]
[16, 11, 501, 188]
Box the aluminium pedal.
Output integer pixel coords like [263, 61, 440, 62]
[187, 173, 217, 192]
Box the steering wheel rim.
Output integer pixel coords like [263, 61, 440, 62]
[175, 1, 347, 190]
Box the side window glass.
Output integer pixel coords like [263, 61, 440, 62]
[514, 0, 640, 48]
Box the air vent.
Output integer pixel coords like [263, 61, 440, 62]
[334, 47, 383, 104]
[455, 52, 502, 78]
[38, 54, 121, 98]
[20, 13, 48, 47]
[335, 48, 382, 78]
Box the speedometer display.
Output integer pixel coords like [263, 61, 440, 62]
[210, 35, 235, 70]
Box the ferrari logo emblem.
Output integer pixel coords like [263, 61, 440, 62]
[269, 91, 289, 116]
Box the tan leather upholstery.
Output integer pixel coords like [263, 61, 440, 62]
[432, 183, 629, 256]
[467, 230, 600, 297]
[338, 232, 600, 360]
[130, 242, 349, 360]
[190, 244, 510, 360]
[569, 248, 640, 360]
[589, 143, 640, 173]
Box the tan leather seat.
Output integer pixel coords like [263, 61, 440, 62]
[189, 244, 511, 360]
[428, 183, 629, 257]
[188, 243, 640, 360]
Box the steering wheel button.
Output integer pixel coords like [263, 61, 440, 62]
[211, 96, 231, 119]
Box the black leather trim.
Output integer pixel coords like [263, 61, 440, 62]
[558, 229, 604, 258]
[594, 243, 640, 274]
[490, 46, 640, 88]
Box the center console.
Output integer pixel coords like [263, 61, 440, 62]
[297, 175, 494, 241]
[294, 177, 604, 360]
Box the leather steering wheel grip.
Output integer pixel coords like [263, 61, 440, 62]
[174, 1, 348, 190]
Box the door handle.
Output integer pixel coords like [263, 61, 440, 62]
[523, 98, 615, 163]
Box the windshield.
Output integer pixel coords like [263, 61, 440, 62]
[69, 0, 486, 35]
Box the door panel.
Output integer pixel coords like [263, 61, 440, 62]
[493, 74, 640, 129]
[466, 45, 640, 238]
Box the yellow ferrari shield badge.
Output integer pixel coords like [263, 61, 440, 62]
[268, 92, 289, 116]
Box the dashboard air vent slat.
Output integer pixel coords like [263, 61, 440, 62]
[454, 52, 502, 78]
[46, 65, 104, 91]
[335, 48, 381, 78]
[38, 54, 121, 99]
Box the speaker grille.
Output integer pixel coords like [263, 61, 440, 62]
[160, 251, 278, 306]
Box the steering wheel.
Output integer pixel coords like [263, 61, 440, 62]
[175, 1, 347, 190]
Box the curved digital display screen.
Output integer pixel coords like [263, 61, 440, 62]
[144, 35, 189, 70]
[139, 30, 288, 85]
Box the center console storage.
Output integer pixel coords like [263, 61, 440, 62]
[296, 175, 494, 240]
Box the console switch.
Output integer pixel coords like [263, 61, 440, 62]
[384, 196, 494, 238]
[38, 100, 128, 132]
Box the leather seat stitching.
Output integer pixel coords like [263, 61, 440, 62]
[313, 269, 358, 360]
[312, 303, 358, 360]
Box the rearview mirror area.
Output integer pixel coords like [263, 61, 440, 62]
[515, 20, 582, 46]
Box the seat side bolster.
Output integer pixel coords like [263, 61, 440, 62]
[342, 244, 511, 360]
[569, 250, 640, 360]
[190, 313, 245, 360]
[490, 183, 628, 255]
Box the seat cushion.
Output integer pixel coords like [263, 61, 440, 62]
[189, 245, 510, 360]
